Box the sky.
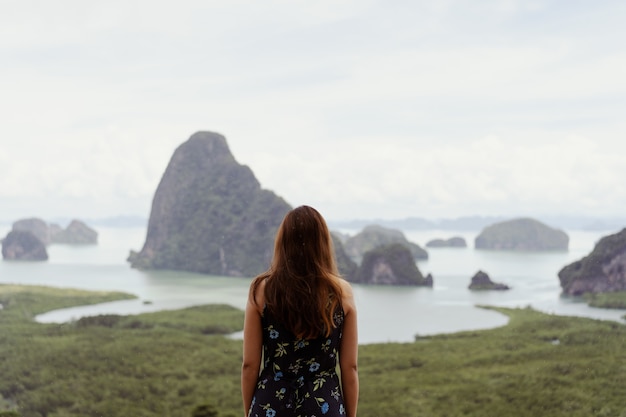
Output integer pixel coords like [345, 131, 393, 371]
[1, 0, 625, 224]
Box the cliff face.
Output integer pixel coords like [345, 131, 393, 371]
[351, 243, 430, 286]
[558, 228, 626, 295]
[475, 218, 568, 251]
[128, 131, 291, 277]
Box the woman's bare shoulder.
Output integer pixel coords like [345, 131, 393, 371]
[338, 277, 353, 293]
[338, 278, 356, 311]
[249, 276, 267, 314]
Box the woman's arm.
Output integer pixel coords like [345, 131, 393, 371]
[241, 284, 263, 417]
[339, 281, 359, 417]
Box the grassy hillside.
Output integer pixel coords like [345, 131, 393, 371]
[1, 285, 625, 417]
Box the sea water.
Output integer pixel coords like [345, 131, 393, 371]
[1, 226, 624, 344]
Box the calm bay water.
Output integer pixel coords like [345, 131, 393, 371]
[1, 226, 624, 344]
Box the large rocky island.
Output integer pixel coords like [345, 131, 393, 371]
[126, 131, 437, 286]
[558, 228, 626, 295]
[475, 218, 568, 251]
[128, 131, 291, 277]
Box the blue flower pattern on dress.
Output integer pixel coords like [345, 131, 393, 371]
[247, 306, 346, 417]
[269, 326, 280, 339]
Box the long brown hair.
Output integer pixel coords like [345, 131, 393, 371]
[251, 205, 343, 339]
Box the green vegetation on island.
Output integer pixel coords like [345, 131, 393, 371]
[0, 285, 135, 319]
[584, 291, 626, 311]
[1, 285, 626, 417]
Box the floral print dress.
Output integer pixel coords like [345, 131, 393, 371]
[248, 306, 346, 417]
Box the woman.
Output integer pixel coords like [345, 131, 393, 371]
[242, 205, 359, 417]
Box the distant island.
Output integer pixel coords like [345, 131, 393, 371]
[426, 237, 467, 248]
[1, 218, 97, 261]
[8, 218, 98, 245]
[342, 224, 428, 261]
[19, 214, 624, 232]
[475, 218, 568, 251]
[1, 230, 48, 261]
[328, 215, 626, 232]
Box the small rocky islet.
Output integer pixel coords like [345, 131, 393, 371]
[425, 236, 467, 248]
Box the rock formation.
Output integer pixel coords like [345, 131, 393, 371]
[468, 270, 510, 290]
[50, 220, 98, 244]
[351, 243, 431, 286]
[12, 218, 50, 245]
[2, 230, 48, 261]
[128, 131, 291, 277]
[558, 228, 626, 295]
[475, 218, 568, 251]
[344, 225, 428, 261]
[7, 218, 97, 246]
[426, 237, 467, 248]
[48, 223, 64, 241]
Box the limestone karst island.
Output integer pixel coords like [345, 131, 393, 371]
[127, 131, 430, 286]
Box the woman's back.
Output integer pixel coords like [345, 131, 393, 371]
[242, 206, 358, 417]
[247, 306, 345, 417]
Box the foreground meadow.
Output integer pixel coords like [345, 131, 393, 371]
[1, 284, 625, 417]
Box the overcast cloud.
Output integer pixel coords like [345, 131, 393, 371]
[1, 0, 625, 223]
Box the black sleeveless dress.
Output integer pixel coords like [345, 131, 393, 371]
[248, 306, 346, 417]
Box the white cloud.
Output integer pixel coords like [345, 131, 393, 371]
[247, 133, 626, 219]
[1, 0, 625, 221]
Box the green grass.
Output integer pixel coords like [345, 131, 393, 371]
[1, 284, 626, 417]
[585, 291, 626, 310]
[0, 284, 136, 322]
